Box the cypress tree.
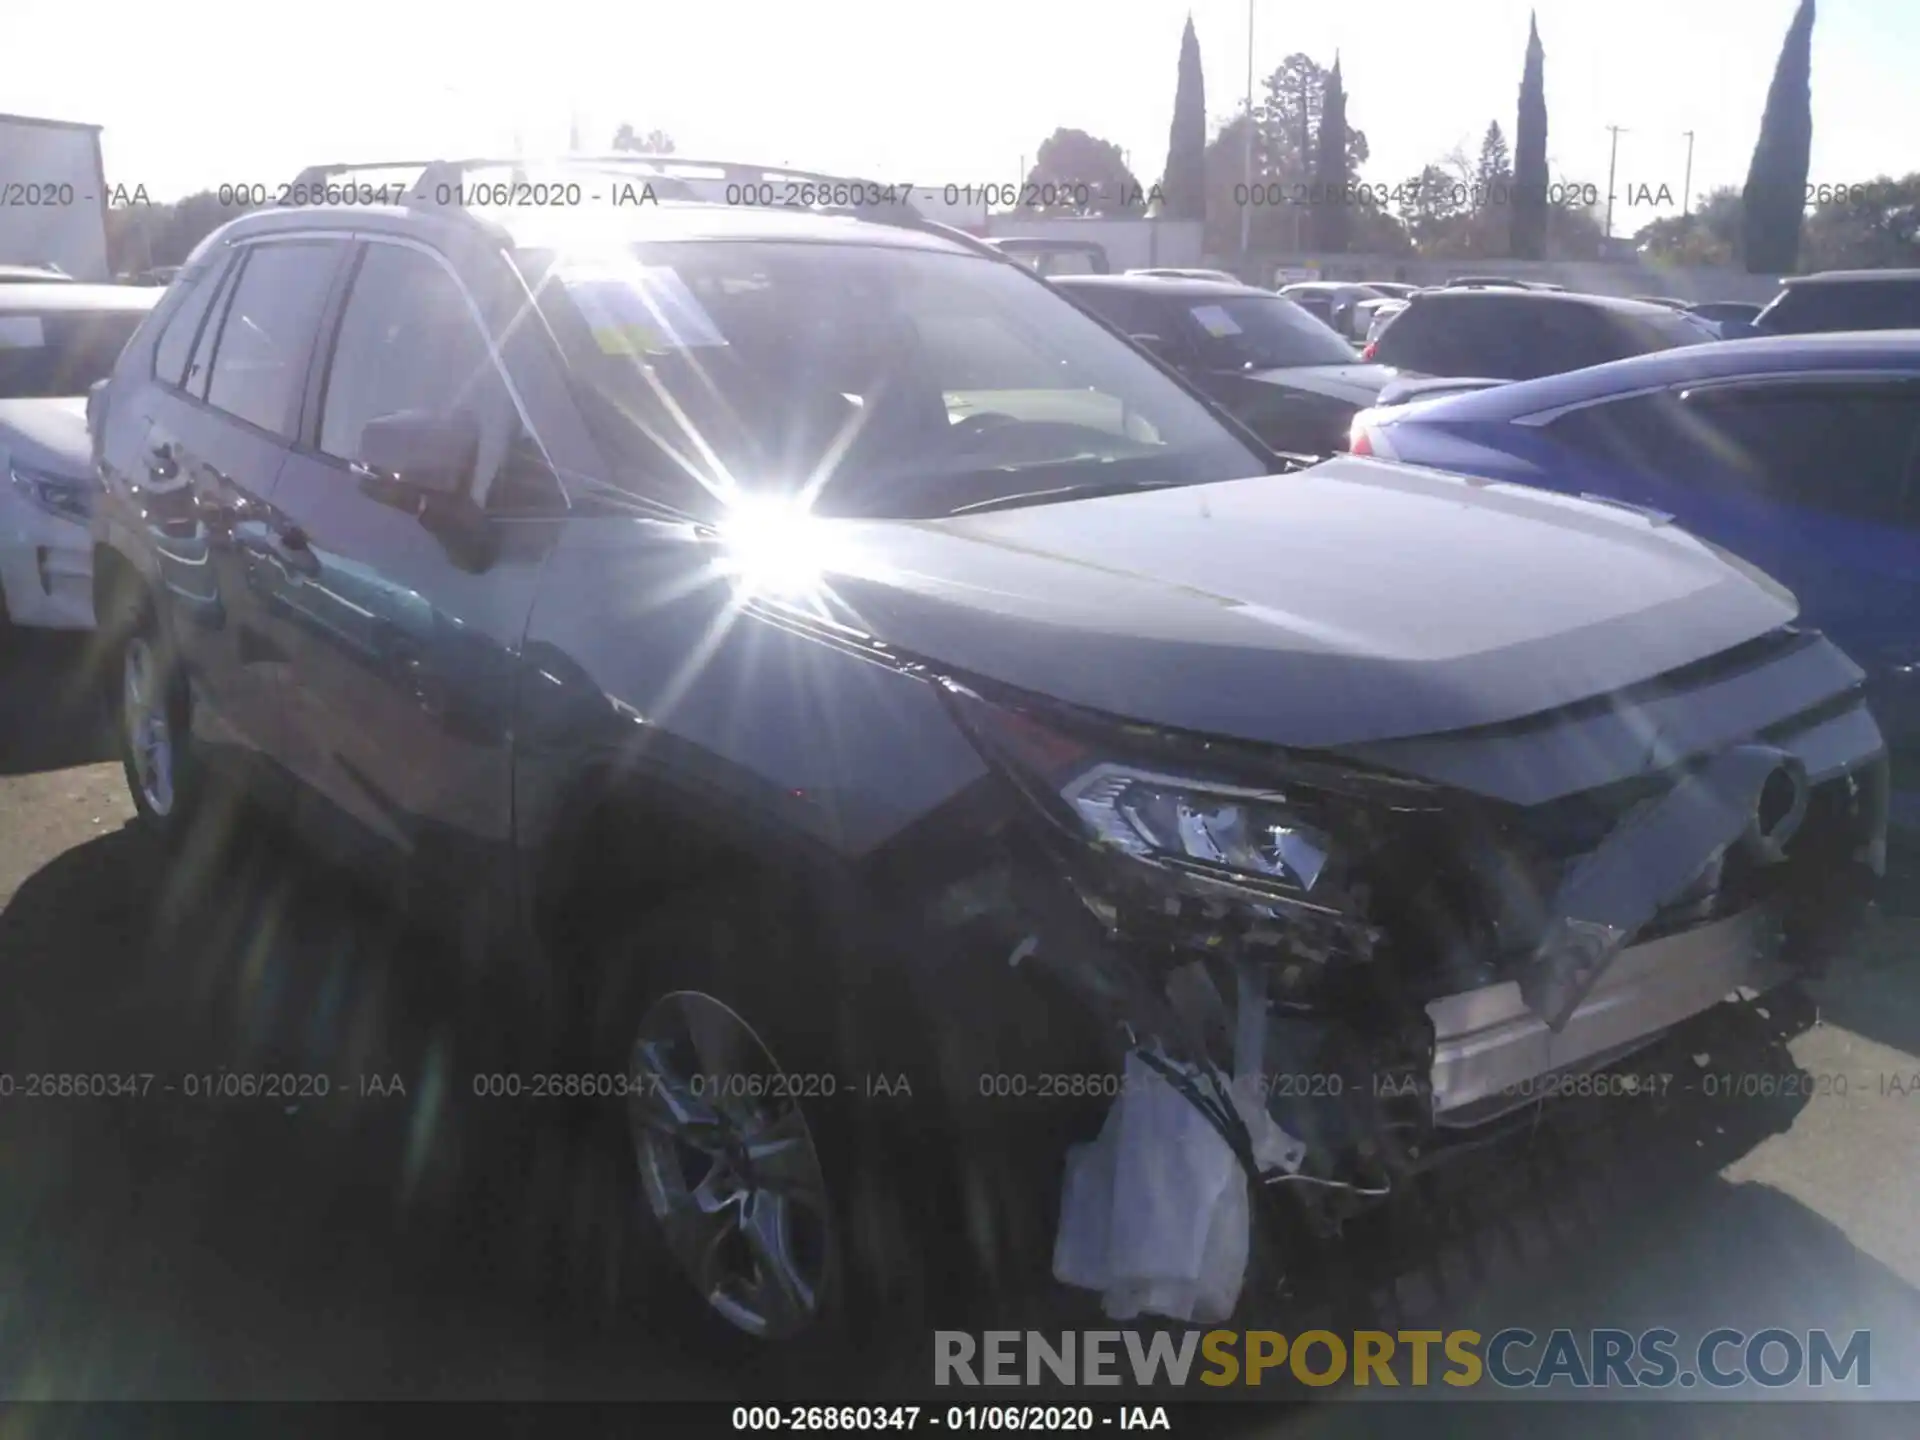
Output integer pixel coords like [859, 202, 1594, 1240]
[1162, 16, 1208, 221]
[1511, 13, 1549, 260]
[1311, 57, 1351, 252]
[1742, 0, 1815, 273]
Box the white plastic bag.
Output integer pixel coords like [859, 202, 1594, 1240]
[1052, 1052, 1298, 1325]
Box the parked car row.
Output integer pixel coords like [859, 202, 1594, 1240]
[41, 158, 1899, 1350]
[0, 282, 160, 634]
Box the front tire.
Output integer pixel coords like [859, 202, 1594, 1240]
[108, 594, 200, 841]
[575, 885, 958, 1365]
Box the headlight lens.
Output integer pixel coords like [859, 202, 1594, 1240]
[1064, 763, 1334, 892]
[9, 462, 96, 524]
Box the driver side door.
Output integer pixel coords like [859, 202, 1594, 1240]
[264, 237, 562, 942]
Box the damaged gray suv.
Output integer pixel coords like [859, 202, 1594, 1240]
[89, 158, 1886, 1348]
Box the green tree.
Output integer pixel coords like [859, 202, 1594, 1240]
[1252, 53, 1370, 186]
[1223, 54, 1370, 252]
[1161, 16, 1207, 221]
[1024, 128, 1145, 215]
[1309, 57, 1352, 251]
[1476, 121, 1513, 201]
[1511, 14, 1549, 260]
[1633, 185, 1743, 266]
[1395, 164, 1469, 253]
[1742, 0, 1815, 273]
[1802, 174, 1920, 269]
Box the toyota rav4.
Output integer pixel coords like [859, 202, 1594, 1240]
[89, 157, 1886, 1351]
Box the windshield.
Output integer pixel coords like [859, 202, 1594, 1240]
[0, 308, 145, 398]
[1176, 294, 1359, 370]
[533, 241, 1270, 519]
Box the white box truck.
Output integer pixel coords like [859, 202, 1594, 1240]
[0, 113, 111, 281]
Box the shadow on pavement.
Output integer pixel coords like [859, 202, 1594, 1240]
[0, 631, 116, 775]
[0, 778, 1914, 1422]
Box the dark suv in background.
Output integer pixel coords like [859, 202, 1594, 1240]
[1364, 286, 1719, 378]
[88, 158, 1886, 1351]
[1055, 274, 1387, 456]
[1754, 270, 1920, 334]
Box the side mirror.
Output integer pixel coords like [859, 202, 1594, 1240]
[356, 410, 478, 498]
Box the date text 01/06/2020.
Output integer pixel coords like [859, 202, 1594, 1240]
[0, 1072, 408, 1099]
[729, 1405, 1173, 1432]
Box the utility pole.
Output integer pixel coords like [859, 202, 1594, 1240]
[1681, 130, 1696, 217]
[1604, 124, 1628, 238]
[1240, 0, 1255, 255]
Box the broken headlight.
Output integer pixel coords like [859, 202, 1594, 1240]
[1063, 763, 1335, 892]
[936, 680, 1392, 916]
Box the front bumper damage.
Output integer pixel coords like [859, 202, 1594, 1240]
[934, 629, 1889, 1321]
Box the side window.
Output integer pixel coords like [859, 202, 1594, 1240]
[1679, 383, 1920, 524]
[318, 242, 528, 505]
[203, 241, 343, 434]
[183, 254, 245, 399]
[150, 254, 231, 387]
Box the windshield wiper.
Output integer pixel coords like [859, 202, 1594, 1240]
[942, 477, 1187, 516]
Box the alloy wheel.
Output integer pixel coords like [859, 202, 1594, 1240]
[627, 990, 836, 1340]
[122, 635, 175, 817]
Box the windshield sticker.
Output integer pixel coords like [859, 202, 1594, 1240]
[1188, 304, 1242, 338]
[560, 261, 729, 356]
[0, 316, 46, 350]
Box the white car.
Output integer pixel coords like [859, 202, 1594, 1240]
[1, 282, 159, 632]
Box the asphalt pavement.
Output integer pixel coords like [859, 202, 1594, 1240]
[2, 630, 1918, 1436]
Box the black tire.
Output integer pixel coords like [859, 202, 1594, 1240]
[104, 588, 202, 843]
[563, 883, 979, 1379]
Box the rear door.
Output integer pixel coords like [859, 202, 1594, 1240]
[138, 237, 349, 785]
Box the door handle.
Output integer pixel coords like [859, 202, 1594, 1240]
[268, 524, 320, 577]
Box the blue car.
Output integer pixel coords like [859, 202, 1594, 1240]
[1351, 331, 1920, 819]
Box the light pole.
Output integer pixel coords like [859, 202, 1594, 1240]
[1604, 124, 1628, 238]
[1681, 130, 1696, 217]
[1240, 0, 1255, 256]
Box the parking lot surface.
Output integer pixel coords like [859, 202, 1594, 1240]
[2, 633, 1918, 1435]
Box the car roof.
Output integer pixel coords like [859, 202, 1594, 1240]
[1053, 274, 1257, 297]
[1387, 330, 1920, 424]
[0, 282, 163, 314]
[1409, 287, 1685, 319]
[1781, 269, 1920, 286]
[218, 198, 984, 258]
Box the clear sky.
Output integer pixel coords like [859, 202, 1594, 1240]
[8, 0, 1916, 233]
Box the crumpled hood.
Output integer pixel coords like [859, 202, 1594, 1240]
[1236, 362, 1391, 406]
[812, 457, 1799, 750]
[0, 398, 90, 476]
